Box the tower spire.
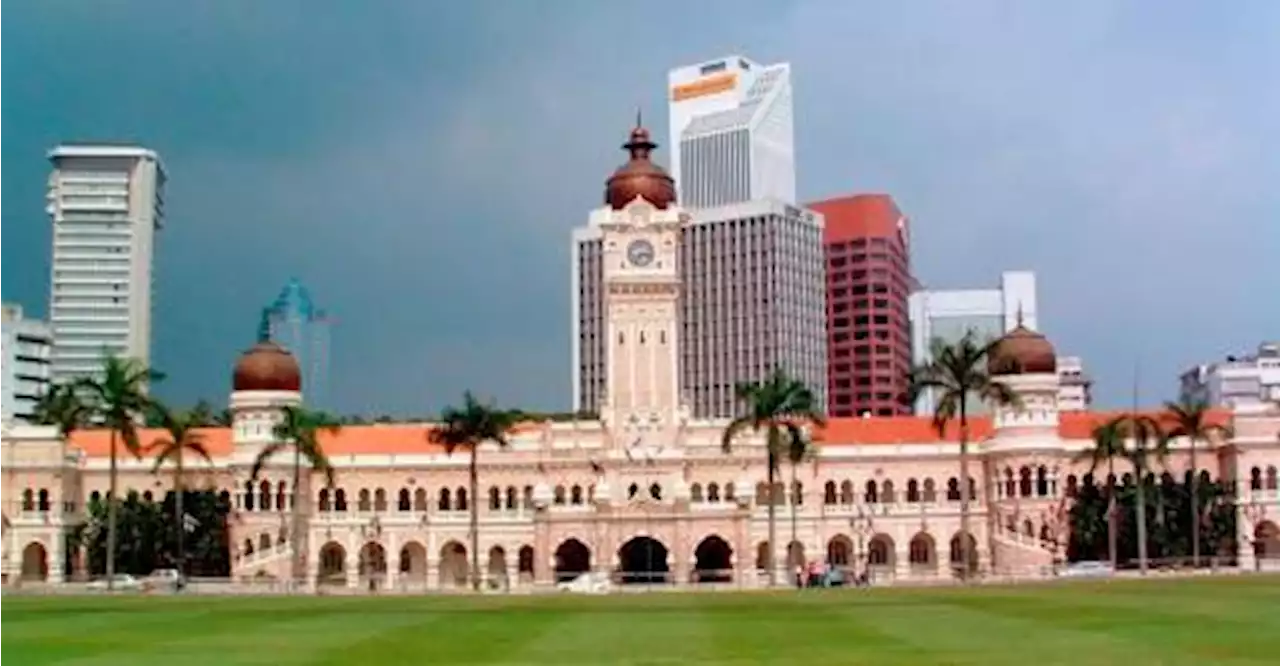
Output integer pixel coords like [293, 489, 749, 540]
[1015, 301, 1025, 328]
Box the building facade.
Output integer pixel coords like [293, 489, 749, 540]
[1056, 356, 1093, 412]
[573, 168, 825, 418]
[908, 270, 1039, 414]
[667, 55, 794, 209]
[45, 144, 166, 385]
[808, 194, 915, 418]
[261, 279, 332, 410]
[1, 304, 53, 424]
[5, 131, 1279, 590]
[1181, 342, 1280, 410]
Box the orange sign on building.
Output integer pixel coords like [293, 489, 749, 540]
[671, 73, 738, 101]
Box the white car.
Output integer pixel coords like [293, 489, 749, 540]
[87, 574, 148, 591]
[1059, 561, 1114, 578]
[556, 572, 611, 594]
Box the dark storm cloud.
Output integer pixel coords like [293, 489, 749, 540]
[3, 1, 1276, 415]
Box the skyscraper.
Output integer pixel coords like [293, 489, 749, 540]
[807, 194, 915, 418]
[1, 303, 53, 423]
[45, 143, 166, 384]
[261, 279, 331, 410]
[667, 55, 795, 209]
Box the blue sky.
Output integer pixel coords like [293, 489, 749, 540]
[4, 1, 1278, 415]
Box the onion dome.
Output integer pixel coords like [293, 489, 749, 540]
[604, 120, 676, 210]
[987, 315, 1057, 376]
[232, 340, 301, 392]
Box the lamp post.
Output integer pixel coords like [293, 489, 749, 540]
[849, 504, 873, 583]
[360, 516, 382, 592]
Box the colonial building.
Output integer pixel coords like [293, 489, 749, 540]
[3, 127, 1278, 589]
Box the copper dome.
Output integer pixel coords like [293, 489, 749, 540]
[233, 341, 302, 392]
[604, 125, 676, 210]
[987, 324, 1057, 376]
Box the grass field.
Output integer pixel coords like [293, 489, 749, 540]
[4, 576, 1278, 665]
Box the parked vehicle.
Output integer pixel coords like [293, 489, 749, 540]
[1060, 561, 1115, 578]
[87, 574, 148, 591]
[556, 572, 611, 594]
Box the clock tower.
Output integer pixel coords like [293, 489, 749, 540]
[591, 123, 689, 434]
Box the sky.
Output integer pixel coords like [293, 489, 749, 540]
[3, 0, 1278, 416]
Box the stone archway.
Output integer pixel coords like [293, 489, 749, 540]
[317, 542, 346, 586]
[358, 542, 387, 589]
[693, 535, 733, 583]
[755, 541, 770, 571]
[21, 542, 48, 582]
[398, 541, 427, 585]
[950, 531, 979, 576]
[786, 540, 806, 570]
[487, 545, 508, 588]
[867, 533, 895, 577]
[618, 536, 669, 584]
[554, 538, 591, 582]
[439, 541, 468, 588]
[1256, 521, 1280, 560]
[908, 532, 937, 572]
[826, 535, 854, 569]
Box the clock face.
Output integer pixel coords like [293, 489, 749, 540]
[626, 239, 655, 267]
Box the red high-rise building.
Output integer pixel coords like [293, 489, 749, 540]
[807, 194, 915, 417]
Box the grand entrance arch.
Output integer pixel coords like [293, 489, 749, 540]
[317, 542, 346, 586]
[618, 536, 669, 584]
[358, 542, 387, 589]
[554, 539, 591, 582]
[693, 535, 733, 583]
[21, 542, 48, 582]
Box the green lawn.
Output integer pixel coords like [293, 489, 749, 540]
[4, 576, 1278, 665]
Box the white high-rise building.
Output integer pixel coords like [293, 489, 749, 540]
[1181, 342, 1280, 411]
[908, 270, 1039, 414]
[1, 304, 53, 423]
[45, 144, 166, 384]
[667, 55, 794, 209]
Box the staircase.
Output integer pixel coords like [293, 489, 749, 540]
[991, 527, 1057, 578]
[234, 542, 294, 581]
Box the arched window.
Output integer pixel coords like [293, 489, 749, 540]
[554, 485, 567, 505]
[1250, 467, 1263, 490]
[823, 481, 837, 505]
[318, 488, 330, 512]
[334, 488, 348, 512]
[259, 480, 272, 511]
[276, 482, 288, 510]
[923, 478, 937, 503]
[398, 488, 411, 511]
[1003, 467, 1015, 498]
[1267, 466, 1278, 491]
[374, 488, 388, 512]
[946, 477, 961, 501]
[755, 482, 769, 504]
[143, 490, 153, 503]
[840, 480, 854, 505]
[438, 487, 451, 511]
[413, 488, 428, 511]
[22, 489, 35, 511]
[455, 487, 468, 511]
[724, 482, 736, 502]
[1036, 466, 1049, 496]
[690, 483, 704, 502]
[650, 483, 663, 501]
[571, 484, 584, 505]
[523, 485, 534, 508]
[707, 482, 721, 502]
[1018, 467, 1033, 498]
[505, 486, 517, 510]
[489, 487, 501, 510]
[792, 481, 804, 506]
[906, 479, 920, 503]
[881, 480, 896, 504]
[244, 481, 256, 511]
[358, 489, 372, 512]
[37, 489, 50, 512]
[1066, 474, 1079, 497]
[864, 480, 878, 503]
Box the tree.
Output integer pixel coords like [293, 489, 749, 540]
[430, 391, 520, 591]
[147, 404, 214, 578]
[1117, 414, 1167, 573]
[1079, 417, 1127, 570]
[75, 355, 161, 590]
[1162, 395, 1233, 567]
[721, 368, 825, 587]
[906, 333, 1019, 579]
[32, 382, 93, 437]
[249, 406, 340, 587]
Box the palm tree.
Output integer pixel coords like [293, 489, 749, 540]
[1079, 416, 1127, 570]
[430, 391, 521, 591]
[1162, 395, 1233, 567]
[721, 368, 825, 587]
[906, 333, 1019, 580]
[74, 355, 161, 590]
[1119, 414, 1167, 574]
[147, 404, 213, 578]
[249, 406, 340, 587]
[32, 382, 93, 437]
[786, 433, 814, 575]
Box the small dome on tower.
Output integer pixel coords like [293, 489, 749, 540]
[604, 120, 676, 210]
[232, 340, 302, 392]
[988, 322, 1057, 376]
